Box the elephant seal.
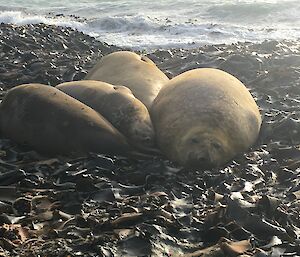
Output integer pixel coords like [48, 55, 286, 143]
[151, 68, 261, 168]
[56, 80, 157, 153]
[85, 51, 169, 108]
[0, 83, 131, 156]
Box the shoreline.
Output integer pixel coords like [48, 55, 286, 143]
[1, 22, 299, 89]
[1, 2, 300, 50]
[1, 22, 300, 256]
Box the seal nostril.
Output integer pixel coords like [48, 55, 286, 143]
[187, 155, 212, 169]
[143, 137, 151, 143]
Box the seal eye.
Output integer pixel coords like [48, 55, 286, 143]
[190, 138, 199, 144]
[212, 142, 222, 151]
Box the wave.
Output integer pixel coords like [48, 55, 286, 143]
[0, 7, 299, 50]
[0, 10, 86, 30]
[87, 14, 163, 33]
[205, 0, 300, 25]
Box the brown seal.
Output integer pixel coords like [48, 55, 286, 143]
[56, 80, 157, 152]
[151, 68, 262, 168]
[0, 83, 131, 156]
[85, 51, 169, 108]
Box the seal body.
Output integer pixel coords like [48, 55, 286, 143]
[56, 80, 156, 152]
[0, 83, 131, 156]
[151, 68, 262, 168]
[85, 51, 169, 108]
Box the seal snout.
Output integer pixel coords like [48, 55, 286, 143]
[186, 151, 213, 169]
[183, 135, 225, 168]
[131, 123, 155, 145]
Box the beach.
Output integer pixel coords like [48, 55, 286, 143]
[1, 22, 300, 256]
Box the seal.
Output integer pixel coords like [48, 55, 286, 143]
[85, 51, 169, 108]
[150, 68, 262, 168]
[56, 80, 157, 152]
[0, 83, 131, 156]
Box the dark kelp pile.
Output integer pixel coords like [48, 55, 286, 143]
[1, 23, 300, 256]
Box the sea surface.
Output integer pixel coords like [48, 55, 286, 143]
[0, 0, 299, 50]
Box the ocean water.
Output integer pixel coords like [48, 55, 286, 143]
[0, 0, 299, 50]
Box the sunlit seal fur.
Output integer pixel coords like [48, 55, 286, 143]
[56, 80, 157, 152]
[151, 68, 262, 168]
[85, 51, 169, 108]
[0, 83, 131, 156]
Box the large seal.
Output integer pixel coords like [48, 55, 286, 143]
[56, 80, 157, 152]
[85, 51, 169, 108]
[0, 83, 131, 156]
[151, 68, 262, 168]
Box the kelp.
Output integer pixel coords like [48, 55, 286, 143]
[1, 23, 300, 256]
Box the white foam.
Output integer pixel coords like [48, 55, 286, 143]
[0, 2, 300, 51]
[0, 11, 86, 30]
